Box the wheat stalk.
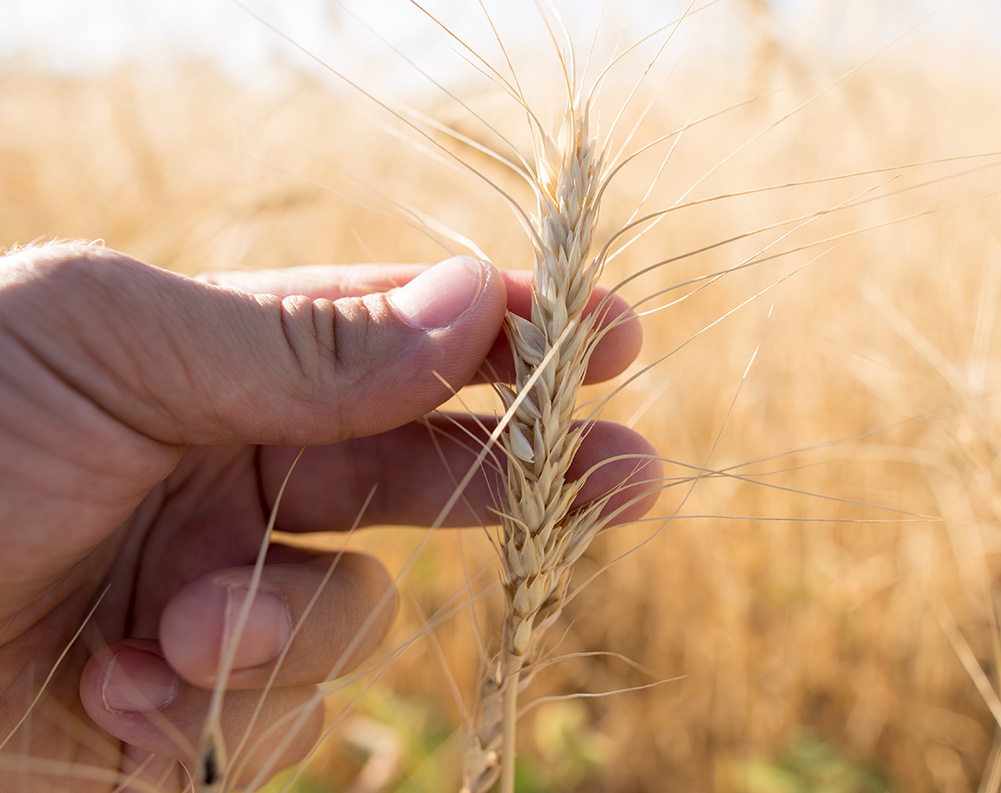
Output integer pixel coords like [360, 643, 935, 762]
[461, 86, 620, 793]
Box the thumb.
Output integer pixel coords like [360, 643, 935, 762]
[3, 244, 507, 447]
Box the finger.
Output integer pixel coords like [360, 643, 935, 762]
[5, 245, 507, 449]
[158, 552, 396, 690]
[200, 264, 642, 384]
[259, 415, 661, 532]
[197, 262, 433, 298]
[79, 639, 325, 787]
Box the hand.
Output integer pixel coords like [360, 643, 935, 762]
[0, 243, 657, 792]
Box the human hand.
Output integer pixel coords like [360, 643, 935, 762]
[0, 242, 657, 792]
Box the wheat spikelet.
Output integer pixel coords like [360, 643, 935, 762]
[462, 90, 617, 793]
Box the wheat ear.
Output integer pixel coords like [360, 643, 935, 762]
[462, 93, 613, 793]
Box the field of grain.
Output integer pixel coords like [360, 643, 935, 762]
[3, 2, 1001, 791]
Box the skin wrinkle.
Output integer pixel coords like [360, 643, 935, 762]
[139, 451, 265, 603]
[252, 446, 273, 552]
[0, 596, 108, 768]
[370, 428, 398, 530]
[109, 491, 168, 645]
[262, 294, 385, 444]
[333, 296, 388, 440]
[311, 299, 337, 368]
[0, 348, 175, 621]
[49, 253, 167, 426]
[152, 311, 210, 441]
[327, 292, 345, 385]
[15, 249, 299, 448]
[124, 462, 204, 636]
[171, 294, 284, 445]
[99, 268, 172, 415]
[2, 249, 182, 451]
[0, 323, 129, 453]
[0, 550, 106, 646]
[276, 296, 308, 380]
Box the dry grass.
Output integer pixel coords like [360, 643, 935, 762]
[3, 2, 1001, 791]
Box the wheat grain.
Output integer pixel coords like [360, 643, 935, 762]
[460, 84, 622, 792]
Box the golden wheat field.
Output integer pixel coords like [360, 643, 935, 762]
[3, 1, 1001, 791]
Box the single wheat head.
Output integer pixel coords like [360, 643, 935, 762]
[462, 91, 618, 793]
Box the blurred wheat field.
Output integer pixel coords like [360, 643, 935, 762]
[3, 1, 1001, 791]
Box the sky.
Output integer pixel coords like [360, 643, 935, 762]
[1, 0, 998, 90]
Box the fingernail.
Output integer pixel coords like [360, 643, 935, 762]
[387, 256, 488, 329]
[223, 587, 292, 671]
[102, 648, 180, 713]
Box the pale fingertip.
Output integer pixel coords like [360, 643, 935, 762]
[387, 256, 491, 330]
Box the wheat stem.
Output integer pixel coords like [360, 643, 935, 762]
[499, 660, 521, 793]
